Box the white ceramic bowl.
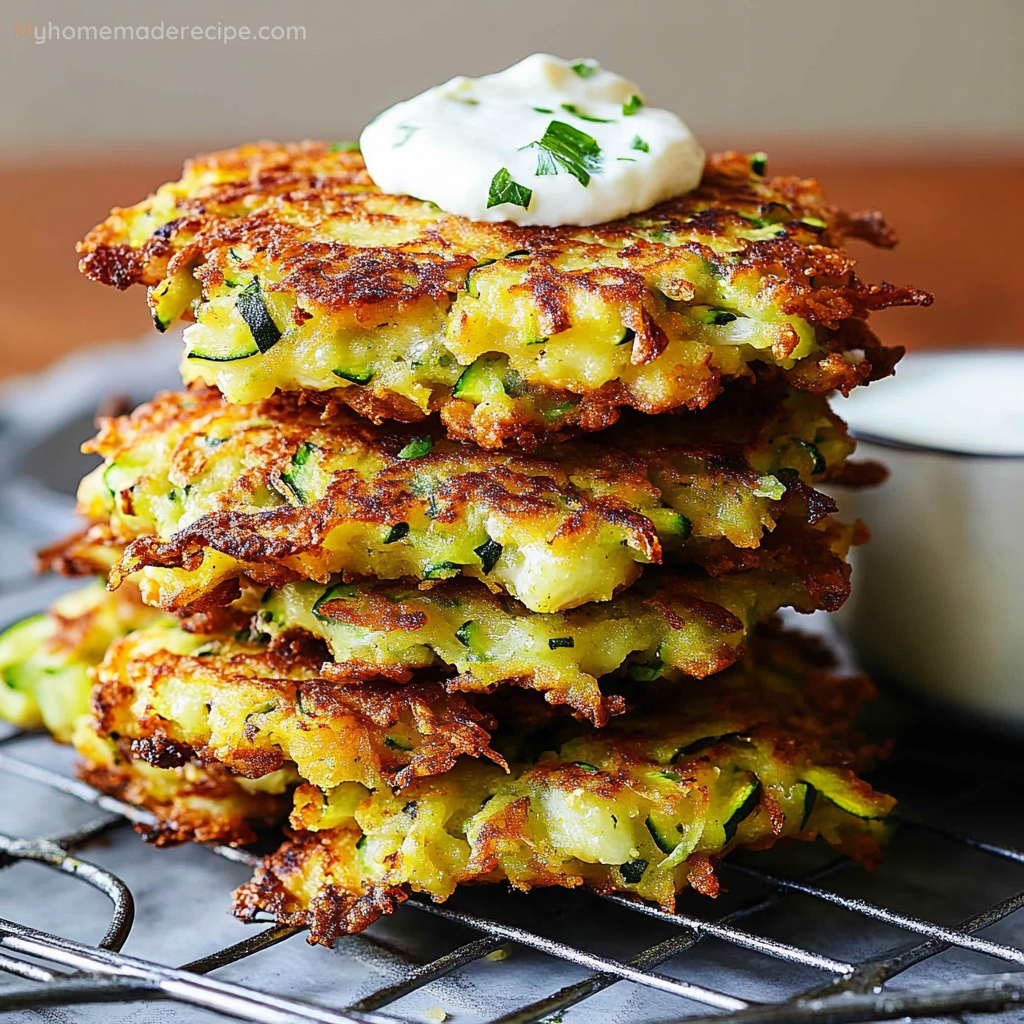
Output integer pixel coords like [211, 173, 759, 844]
[832, 351, 1024, 726]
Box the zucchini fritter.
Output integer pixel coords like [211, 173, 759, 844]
[234, 634, 895, 945]
[0, 580, 163, 740]
[92, 624, 505, 791]
[74, 720, 293, 846]
[76, 386, 855, 614]
[78, 143, 928, 448]
[251, 559, 849, 723]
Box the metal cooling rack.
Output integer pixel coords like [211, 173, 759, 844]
[3, 341, 1024, 1022]
[4, 713, 1024, 1024]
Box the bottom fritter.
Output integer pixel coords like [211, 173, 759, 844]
[231, 639, 894, 945]
[1, 583, 895, 943]
[74, 720, 294, 846]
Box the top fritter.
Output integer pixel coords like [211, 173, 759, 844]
[78, 143, 930, 449]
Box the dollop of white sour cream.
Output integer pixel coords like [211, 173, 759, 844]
[359, 53, 705, 226]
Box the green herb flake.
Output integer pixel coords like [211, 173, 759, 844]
[384, 522, 410, 544]
[328, 141, 360, 153]
[522, 121, 603, 187]
[533, 106, 554, 114]
[570, 60, 597, 78]
[487, 167, 533, 210]
[630, 135, 650, 153]
[474, 538, 503, 575]
[560, 102, 614, 124]
[622, 94, 643, 116]
[750, 152, 768, 176]
[617, 157, 637, 162]
[394, 125, 418, 147]
[235, 276, 281, 354]
[384, 735, 414, 752]
[548, 637, 575, 650]
[397, 436, 433, 460]
[573, 762, 599, 773]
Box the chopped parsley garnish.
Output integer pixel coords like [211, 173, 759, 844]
[328, 141, 360, 153]
[397, 436, 433, 460]
[622, 94, 643, 116]
[487, 167, 533, 210]
[630, 135, 650, 153]
[533, 106, 554, 114]
[560, 102, 613, 124]
[522, 121, 603, 187]
[570, 60, 597, 78]
[393, 125, 418, 147]
[750, 152, 768, 176]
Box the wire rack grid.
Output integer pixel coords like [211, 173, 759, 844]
[3, 718, 1024, 1024]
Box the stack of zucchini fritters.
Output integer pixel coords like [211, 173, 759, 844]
[0, 144, 928, 944]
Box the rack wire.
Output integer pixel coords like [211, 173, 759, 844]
[3, 715, 1024, 1024]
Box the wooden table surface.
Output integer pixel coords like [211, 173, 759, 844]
[2, 150, 1022, 381]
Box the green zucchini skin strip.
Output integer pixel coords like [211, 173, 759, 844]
[235, 276, 282, 354]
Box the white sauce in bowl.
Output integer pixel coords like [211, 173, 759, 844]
[359, 53, 705, 226]
[835, 351, 1024, 456]
[832, 350, 1024, 727]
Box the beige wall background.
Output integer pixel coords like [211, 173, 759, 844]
[3, 0, 1023, 161]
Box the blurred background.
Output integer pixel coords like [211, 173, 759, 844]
[2, 0, 1022, 378]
